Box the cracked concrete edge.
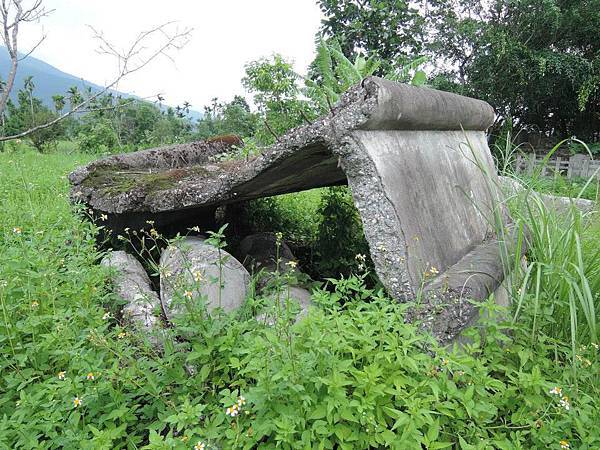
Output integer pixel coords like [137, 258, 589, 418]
[334, 134, 414, 300]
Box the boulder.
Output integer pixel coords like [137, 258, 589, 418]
[256, 286, 313, 326]
[159, 236, 250, 321]
[238, 232, 297, 276]
[101, 251, 162, 340]
[238, 232, 314, 323]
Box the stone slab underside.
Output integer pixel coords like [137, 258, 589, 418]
[70, 77, 519, 343]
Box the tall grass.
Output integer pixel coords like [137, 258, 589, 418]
[509, 181, 599, 347]
[495, 141, 600, 355]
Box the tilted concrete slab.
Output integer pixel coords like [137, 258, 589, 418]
[70, 77, 519, 343]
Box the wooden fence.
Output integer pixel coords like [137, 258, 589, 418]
[515, 154, 600, 179]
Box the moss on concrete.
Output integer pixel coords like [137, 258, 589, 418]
[81, 165, 219, 197]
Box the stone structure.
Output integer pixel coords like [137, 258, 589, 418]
[101, 251, 162, 343]
[238, 233, 297, 278]
[159, 236, 250, 320]
[71, 77, 521, 343]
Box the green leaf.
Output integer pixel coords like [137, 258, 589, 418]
[309, 404, 327, 420]
[339, 407, 355, 422]
[411, 70, 427, 86]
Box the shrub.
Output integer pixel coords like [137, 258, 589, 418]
[239, 186, 373, 280]
[27, 108, 66, 152]
[313, 186, 372, 279]
[76, 119, 119, 153]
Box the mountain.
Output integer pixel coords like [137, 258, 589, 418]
[0, 49, 201, 119]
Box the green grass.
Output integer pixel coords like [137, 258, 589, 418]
[243, 189, 324, 244]
[508, 186, 600, 348]
[1, 148, 600, 448]
[494, 139, 600, 355]
[521, 175, 599, 202]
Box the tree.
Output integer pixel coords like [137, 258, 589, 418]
[242, 54, 314, 143]
[319, 0, 600, 142]
[428, 0, 600, 141]
[305, 39, 428, 114]
[23, 75, 35, 123]
[220, 96, 258, 138]
[317, 0, 425, 69]
[0, 0, 51, 119]
[74, 94, 195, 151]
[195, 95, 258, 140]
[76, 118, 118, 153]
[51, 94, 65, 113]
[4, 87, 64, 151]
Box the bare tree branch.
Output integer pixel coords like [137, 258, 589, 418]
[17, 30, 45, 61]
[0, 20, 192, 142]
[0, 0, 52, 118]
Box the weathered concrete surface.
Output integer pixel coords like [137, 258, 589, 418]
[72, 77, 515, 343]
[344, 130, 501, 298]
[69, 77, 493, 229]
[407, 227, 525, 342]
[101, 251, 162, 341]
[159, 237, 250, 320]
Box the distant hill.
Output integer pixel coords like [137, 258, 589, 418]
[0, 49, 201, 120]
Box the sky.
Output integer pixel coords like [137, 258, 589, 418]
[18, 0, 324, 110]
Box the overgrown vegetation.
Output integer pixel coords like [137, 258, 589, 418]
[240, 186, 374, 282]
[1, 2, 600, 448]
[1, 149, 599, 449]
[508, 183, 600, 351]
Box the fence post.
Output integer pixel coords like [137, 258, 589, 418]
[569, 154, 588, 179]
[582, 157, 590, 178]
[527, 154, 535, 175]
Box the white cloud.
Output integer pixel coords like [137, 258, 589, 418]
[17, 0, 323, 109]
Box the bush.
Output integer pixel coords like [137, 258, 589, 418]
[77, 119, 119, 153]
[2, 90, 66, 152]
[27, 109, 66, 152]
[568, 142, 600, 156]
[313, 186, 371, 279]
[239, 186, 373, 280]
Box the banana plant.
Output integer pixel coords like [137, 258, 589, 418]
[305, 39, 428, 113]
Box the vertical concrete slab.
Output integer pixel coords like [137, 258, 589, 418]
[347, 130, 500, 291]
